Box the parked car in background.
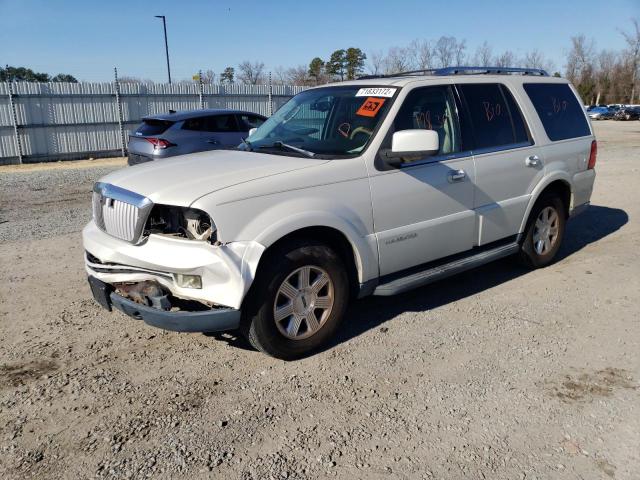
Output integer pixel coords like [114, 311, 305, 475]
[588, 106, 614, 120]
[127, 109, 267, 165]
[85, 67, 596, 359]
[613, 106, 640, 120]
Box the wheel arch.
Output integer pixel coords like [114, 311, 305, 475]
[259, 225, 367, 299]
[519, 174, 572, 233]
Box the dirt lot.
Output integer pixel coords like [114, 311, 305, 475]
[1, 121, 639, 479]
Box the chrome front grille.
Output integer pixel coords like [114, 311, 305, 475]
[92, 182, 153, 244]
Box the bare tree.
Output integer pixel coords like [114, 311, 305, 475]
[594, 50, 617, 104]
[565, 35, 596, 83]
[566, 35, 597, 102]
[454, 38, 467, 66]
[285, 65, 310, 85]
[408, 39, 434, 69]
[118, 76, 154, 84]
[384, 46, 411, 73]
[200, 69, 216, 84]
[434, 36, 462, 67]
[473, 41, 493, 66]
[237, 61, 265, 85]
[367, 50, 385, 75]
[272, 66, 289, 85]
[620, 18, 640, 103]
[494, 50, 519, 68]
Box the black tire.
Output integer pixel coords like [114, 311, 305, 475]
[241, 239, 349, 360]
[519, 194, 567, 268]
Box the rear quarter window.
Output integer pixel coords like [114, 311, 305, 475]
[523, 83, 591, 141]
[136, 119, 174, 136]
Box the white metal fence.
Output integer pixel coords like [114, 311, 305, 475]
[0, 80, 306, 165]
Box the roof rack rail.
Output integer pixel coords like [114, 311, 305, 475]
[434, 66, 549, 76]
[358, 66, 549, 80]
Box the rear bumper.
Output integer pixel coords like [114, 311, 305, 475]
[570, 201, 589, 217]
[88, 276, 241, 332]
[127, 153, 153, 166]
[572, 169, 596, 212]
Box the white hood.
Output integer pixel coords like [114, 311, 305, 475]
[99, 150, 327, 206]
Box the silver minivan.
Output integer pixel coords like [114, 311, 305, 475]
[127, 109, 266, 165]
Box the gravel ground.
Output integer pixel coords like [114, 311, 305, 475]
[0, 121, 639, 479]
[0, 165, 121, 243]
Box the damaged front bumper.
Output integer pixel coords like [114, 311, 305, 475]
[88, 276, 241, 332]
[83, 220, 266, 332]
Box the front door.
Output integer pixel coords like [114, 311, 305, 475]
[201, 114, 245, 149]
[369, 85, 476, 276]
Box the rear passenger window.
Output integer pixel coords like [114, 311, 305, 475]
[458, 84, 531, 150]
[523, 83, 591, 141]
[182, 118, 204, 131]
[202, 115, 239, 132]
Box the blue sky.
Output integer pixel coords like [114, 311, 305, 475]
[0, 0, 638, 82]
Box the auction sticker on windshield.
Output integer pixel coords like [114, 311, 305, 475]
[355, 87, 396, 98]
[356, 97, 386, 117]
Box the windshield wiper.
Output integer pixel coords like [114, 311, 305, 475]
[259, 141, 315, 158]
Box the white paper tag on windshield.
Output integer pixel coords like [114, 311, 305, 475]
[355, 87, 397, 98]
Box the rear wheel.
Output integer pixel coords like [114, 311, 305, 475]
[242, 239, 349, 360]
[520, 194, 566, 268]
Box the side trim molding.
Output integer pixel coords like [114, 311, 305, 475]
[373, 242, 519, 296]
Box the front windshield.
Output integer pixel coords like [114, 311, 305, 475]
[241, 86, 397, 157]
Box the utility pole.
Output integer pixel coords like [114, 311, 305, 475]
[155, 15, 172, 84]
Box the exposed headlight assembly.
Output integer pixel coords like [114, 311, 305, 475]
[145, 205, 217, 243]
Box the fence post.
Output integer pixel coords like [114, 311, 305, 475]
[268, 71, 273, 116]
[7, 81, 23, 164]
[114, 67, 126, 157]
[198, 70, 204, 109]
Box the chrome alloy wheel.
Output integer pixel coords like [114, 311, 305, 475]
[273, 266, 334, 340]
[533, 206, 560, 255]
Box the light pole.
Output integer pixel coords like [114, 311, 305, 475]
[155, 15, 172, 84]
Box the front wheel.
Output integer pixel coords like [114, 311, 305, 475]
[242, 239, 349, 360]
[519, 194, 566, 268]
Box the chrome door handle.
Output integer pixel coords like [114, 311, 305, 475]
[526, 155, 541, 167]
[448, 169, 466, 183]
[207, 139, 219, 145]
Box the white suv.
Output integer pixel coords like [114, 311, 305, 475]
[84, 67, 596, 359]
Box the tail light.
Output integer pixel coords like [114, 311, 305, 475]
[588, 140, 597, 169]
[145, 137, 175, 149]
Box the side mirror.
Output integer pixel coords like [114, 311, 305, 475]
[248, 127, 257, 137]
[384, 130, 439, 167]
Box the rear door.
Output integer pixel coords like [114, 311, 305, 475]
[457, 83, 544, 245]
[177, 117, 209, 154]
[201, 114, 244, 148]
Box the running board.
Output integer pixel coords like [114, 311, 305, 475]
[373, 243, 520, 296]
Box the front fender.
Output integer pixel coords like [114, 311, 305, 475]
[253, 209, 379, 284]
[201, 191, 379, 284]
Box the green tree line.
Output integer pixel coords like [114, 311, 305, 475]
[0, 65, 78, 83]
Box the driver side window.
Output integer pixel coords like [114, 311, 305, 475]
[392, 86, 461, 155]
